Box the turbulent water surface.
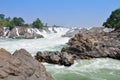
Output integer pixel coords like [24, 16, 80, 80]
[0, 27, 120, 80]
[45, 58, 120, 80]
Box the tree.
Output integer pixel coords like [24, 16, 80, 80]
[5, 17, 11, 21]
[0, 14, 5, 20]
[103, 8, 120, 29]
[32, 18, 43, 28]
[24, 24, 29, 27]
[12, 17, 24, 26]
[0, 19, 13, 27]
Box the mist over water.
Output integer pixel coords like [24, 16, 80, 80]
[0, 27, 120, 80]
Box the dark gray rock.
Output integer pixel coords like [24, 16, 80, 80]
[8, 27, 18, 38]
[35, 51, 74, 66]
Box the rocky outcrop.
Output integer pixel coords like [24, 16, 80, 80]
[35, 28, 120, 66]
[35, 51, 74, 66]
[62, 29, 120, 59]
[62, 27, 114, 38]
[1, 27, 62, 39]
[8, 27, 44, 39]
[0, 48, 53, 80]
[62, 28, 89, 37]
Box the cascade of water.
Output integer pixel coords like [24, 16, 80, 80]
[3, 27, 10, 37]
[16, 27, 20, 36]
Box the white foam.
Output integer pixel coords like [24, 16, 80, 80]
[3, 27, 10, 37]
[16, 27, 19, 36]
[0, 27, 69, 55]
[103, 28, 114, 32]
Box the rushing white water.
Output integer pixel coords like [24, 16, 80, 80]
[3, 27, 10, 37]
[0, 27, 69, 55]
[0, 27, 119, 80]
[16, 27, 20, 36]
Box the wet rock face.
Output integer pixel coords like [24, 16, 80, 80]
[35, 28, 120, 66]
[8, 27, 19, 38]
[63, 28, 120, 59]
[8, 27, 43, 39]
[0, 48, 53, 80]
[35, 51, 74, 66]
[0, 26, 4, 37]
[68, 34, 94, 52]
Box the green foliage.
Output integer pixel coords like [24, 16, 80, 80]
[12, 17, 24, 26]
[0, 19, 13, 28]
[24, 24, 29, 27]
[0, 13, 44, 29]
[32, 18, 43, 28]
[103, 8, 120, 29]
[0, 14, 5, 20]
[5, 17, 11, 21]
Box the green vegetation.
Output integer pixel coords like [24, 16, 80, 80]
[0, 13, 44, 29]
[103, 8, 120, 29]
[12, 17, 24, 26]
[0, 14, 5, 20]
[32, 18, 43, 29]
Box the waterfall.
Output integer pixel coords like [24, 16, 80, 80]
[3, 27, 10, 37]
[16, 28, 20, 36]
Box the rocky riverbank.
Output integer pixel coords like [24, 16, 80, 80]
[0, 48, 53, 80]
[35, 28, 120, 66]
[0, 26, 59, 39]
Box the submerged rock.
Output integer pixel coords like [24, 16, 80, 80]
[0, 48, 53, 80]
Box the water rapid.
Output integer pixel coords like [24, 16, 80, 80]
[0, 27, 120, 80]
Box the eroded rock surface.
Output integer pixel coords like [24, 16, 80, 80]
[35, 28, 120, 66]
[0, 48, 53, 80]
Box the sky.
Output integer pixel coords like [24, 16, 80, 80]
[0, 0, 120, 27]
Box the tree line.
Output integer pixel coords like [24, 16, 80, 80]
[0, 14, 43, 29]
[2, 8, 120, 30]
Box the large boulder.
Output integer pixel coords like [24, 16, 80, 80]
[62, 29, 120, 60]
[8, 27, 19, 38]
[35, 51, 74, 66]
[35, 27, 120, 66]
[0, 48, 53, 80]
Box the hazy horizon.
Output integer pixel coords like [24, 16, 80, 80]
[0, 0, 120, 27]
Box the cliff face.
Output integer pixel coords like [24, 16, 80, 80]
[0, 48, 54, 80]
